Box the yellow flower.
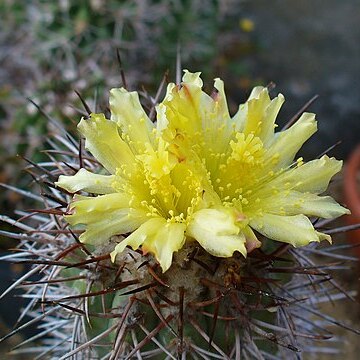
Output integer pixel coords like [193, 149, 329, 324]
[239, 18, 255, 32]
[56, 71, 349, 272]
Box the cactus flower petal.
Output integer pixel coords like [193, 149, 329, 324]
[109, 88, 155, 153]
[270, 155, 344, 194]
[78, 113, 136, 174]
[242, 87, 285, 145]
[257, 190, 349, 219]
[56, 168, 115, 194]
[250, 213, 331, 247]
[66, 194, 147, 245]
[265, 112, 317, 169]
[111, 218, 186, 272]
[187, 208, 247, 257]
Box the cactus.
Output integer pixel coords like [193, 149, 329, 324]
[1, 70, 359, 359]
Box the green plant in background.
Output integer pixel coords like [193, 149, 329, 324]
[0, 0, 249, 122]
[1, 70, 358, 359]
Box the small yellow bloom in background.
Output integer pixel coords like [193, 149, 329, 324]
[239, 18, 255, 32]
[56, 71, 349, 272]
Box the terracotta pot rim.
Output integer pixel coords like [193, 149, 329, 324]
[344, 144, 360, 217]
[343, 144, 360, 257]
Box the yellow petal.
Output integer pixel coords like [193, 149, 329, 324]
[66, 193, 147, 244]
[201, 78, 234, 161]
[182, 70, 203, 87]
[260, 93, 285, 145]
[56, 168, 115, 194]
[111, 217, 186, 272]
[288, 156, 343, 194]
[243, 88, 285, 144]
[264, 112, 317, 169]
[213, 78, 231, 120]
[110, 218, 159, 259]
[78, 113, 136, 174]
[257, 190, 349, 219]
[186, 208, 247, 257]
[159, 70, 203, 142]
[68, 193, 132, 221]
[159, 71, 235, 177]
[232, 87, 266, 131]
[265, 155, 343, 194]
[249, 213, 331, 247]
[143, 221, 186, 272]
[109, 88, 155, 153]
[155, 102, 171, 137]
[248, 86, 266, 101]
[232, 87, 284, 145]
[79, 208, 147, 245]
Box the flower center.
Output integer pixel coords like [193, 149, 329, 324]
[209, 133, 265, 204]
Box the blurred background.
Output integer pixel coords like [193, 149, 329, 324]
[0, 0, 359, 357]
